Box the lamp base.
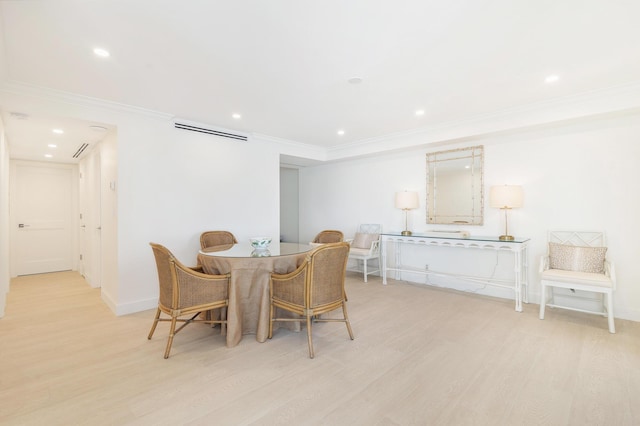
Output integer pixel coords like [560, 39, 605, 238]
[401, 230, 412, 236]
[499, 235, 515, 241]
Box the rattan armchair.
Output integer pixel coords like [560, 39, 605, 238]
[269, 242, 354, 358]
[310, 229, 344, 244]
[148, 242, 230, 358]
[200, 230, 238, 250]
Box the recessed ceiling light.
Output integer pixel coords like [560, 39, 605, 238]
[232, 113, 241, 119]
[44, 154, 53, 158]
[52, 129, 64, 134]
[48, 144, 57, 148]
[545, 74, 559, 83]
[415, 109, 425, 116]
[337, 130, 345, 136]
[347, 77, 363, 84]
[93, 47, 110, 58]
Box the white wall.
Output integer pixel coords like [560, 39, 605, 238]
[113, 120, 283, 314]
[299, 111, 640, 321]
[0, 115, 9, 317]
[3, 86, 638, 322]
[0, 89, 288, 316]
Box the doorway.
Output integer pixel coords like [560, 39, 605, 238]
[279, 167, 299, 243]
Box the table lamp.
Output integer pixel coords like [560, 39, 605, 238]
[395, 191, 419, 236]
[489, 185, 523, 241]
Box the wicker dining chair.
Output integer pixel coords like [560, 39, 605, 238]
[269, 241, 354, 358]
[148, 242, 230, 358]
[200, 230, 238, 250]
[311, 229, 344, 244]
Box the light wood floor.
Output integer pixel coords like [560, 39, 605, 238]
[1, 271, 639, 425]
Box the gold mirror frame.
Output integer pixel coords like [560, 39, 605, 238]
[426, 145, 484, 225]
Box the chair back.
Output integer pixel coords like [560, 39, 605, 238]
[312, 230, 344, 244]
[149, 243, 178, 309]
[548, 231, 605, 248]
[358, 223, 381, 234]
[351, 224, 381, 250]
[200, 230, 238, 249]
[307, 242, 350, 307]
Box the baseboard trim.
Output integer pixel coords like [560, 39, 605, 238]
[100, 290, 156, 316]
[401, 276, 639, 323]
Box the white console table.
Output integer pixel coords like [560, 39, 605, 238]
[381, 233, 530, 312]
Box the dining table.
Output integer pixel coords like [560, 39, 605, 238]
[198, 242, 313, 347]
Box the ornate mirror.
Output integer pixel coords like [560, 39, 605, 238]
[426, 145, 484, 225]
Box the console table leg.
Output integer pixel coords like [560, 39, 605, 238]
[381, 240, 388, 285]
[514, 250, 523, 312]
[515, 286, 523, 312]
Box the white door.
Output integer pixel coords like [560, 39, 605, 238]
[78, 162, 87, 278]
[11, 162, 75, 276]
[79, 151, 101, 287]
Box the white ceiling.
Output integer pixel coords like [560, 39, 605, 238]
[1, 0, 640, 163]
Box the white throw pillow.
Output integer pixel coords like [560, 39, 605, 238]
[352, 232, 379, 249]
[549, 242, 607, 274]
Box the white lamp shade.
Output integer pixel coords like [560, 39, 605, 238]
[489, 185, 524, 208]
[395, 191, 419, 209]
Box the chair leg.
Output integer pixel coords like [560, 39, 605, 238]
[607, 291, 616, 334]
[363, 259, 368, 283]
[539, 283, 547, 320]
[342, 302, 354, 340]
[306, 315, 314, 359]
[148, 307, 161, 339]
[220, 306, 227, 334]
[268, 303, 274, 339]
[204, 309, 218, 327]
[164, 317, 178, 359]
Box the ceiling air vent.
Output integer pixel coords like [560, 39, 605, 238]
[174, 121, 248, 142]
[72, 143, 90, 158]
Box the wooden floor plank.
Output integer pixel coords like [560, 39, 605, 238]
[1, 270, 639, 425]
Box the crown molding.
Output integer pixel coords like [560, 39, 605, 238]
[3, 77, 640, 164]
[0, 79, 174, 120]
[252, 132, 328, 161]
[327, 81, 640, 160]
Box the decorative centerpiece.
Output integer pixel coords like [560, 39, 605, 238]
[251, 249, 271, 257]
[249, 237, 272, 250]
